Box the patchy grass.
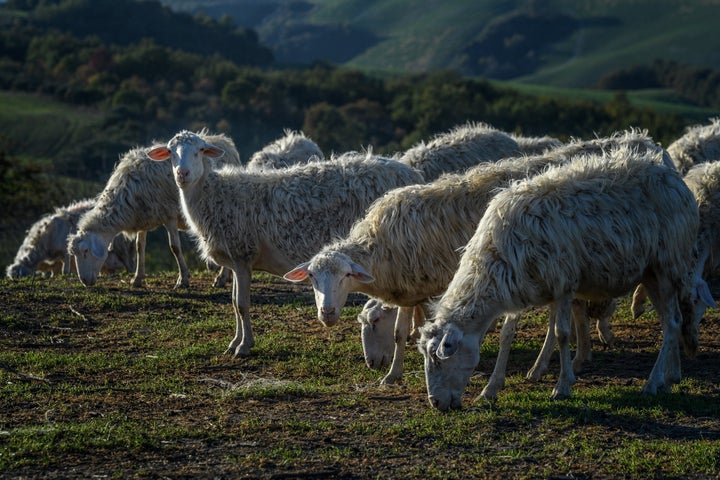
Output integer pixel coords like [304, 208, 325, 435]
[0, 271, 718, 478]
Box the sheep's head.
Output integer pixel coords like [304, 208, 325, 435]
[146, 131, 225, 190]
[67, 231, 108, 286]
[358, 299, 397, 370]
[6, 263, 34, 279]
[418, 322, 480, 411]
[284, 251, 374, 327]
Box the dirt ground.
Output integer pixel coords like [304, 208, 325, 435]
[1, 273, 719, 479]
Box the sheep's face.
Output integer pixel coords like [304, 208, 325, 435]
[358, 299, 397, 370]
[419, 323, 480, 411]
[284, 252, 374, 327]
[68, 232, 108, 286]
[146, 131, 225, 190]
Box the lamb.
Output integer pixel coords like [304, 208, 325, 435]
[146, 130, 423, 357]
[68, 132, 240, 288]
[245, 129, 324, 171]
[7, 199, 135, 279]
[398, 122, 521, 181]
[667, 117, 720, 175]
[287, 129, 671, 386]
[632, 160, 720, 318]
[419, 148, 714, 411]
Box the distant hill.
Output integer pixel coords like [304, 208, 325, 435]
[161, 0, 720, 88]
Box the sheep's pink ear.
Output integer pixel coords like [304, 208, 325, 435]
[146, 147, 171, 161]
[201, 146, 225, 159]
[349, 261, 374, 283]
[283, 262, 310, 282]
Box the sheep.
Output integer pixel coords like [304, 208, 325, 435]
[666, 118, 720, 175]
[632, 160, 720, 318]
[398, 122, 521, 181]
[246, 129, 324, 171]
[6, 199, 135, 279]
[419, 148, 715, 411]
[510, 134, 563, 155]
[287, 129, 671, 386]
[146, 130, 423, 357]
[68, 132, 240, 288]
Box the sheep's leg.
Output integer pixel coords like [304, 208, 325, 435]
[131, 231, 147, 287]
[551, 299, 576, 399]
[213, 267, 231, 288]
[381, 307, 413, 385]
[640, 279, 682, 395]
[594, 298, 616, 348]
[631, 284, 650, 319]
[571, 300, 591, 374]
[527, 309, 557, 381]
[480, 313, 521, 400]
[226, 266, 255, 357]
[408, 305, 426, 343]
[62, 253, 71, 275]
[164, 221, 190, 289]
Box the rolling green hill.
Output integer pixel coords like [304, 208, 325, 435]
[162, 0, 720, 89]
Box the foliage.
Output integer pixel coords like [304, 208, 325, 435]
[598, 59, 720, 110]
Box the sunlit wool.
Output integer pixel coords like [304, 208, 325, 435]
[667, 117, 720, 174]
[398, 122, 521, 181]
[148, 130, 423, 358]
[420, 147, 709, 410]
[67, 132, 240, 288]
[246, 129, 324, 171]
[287, 130, 672, 391]
[7, 198, 134, 279]
[633, 159, 720, 317]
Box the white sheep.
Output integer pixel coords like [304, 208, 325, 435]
[68, 132, 240, 288]
[510, 134, 563, 155]
[288, 129, 670, 386]
[632, 159, 720, 318]
[398, 122, 521, 181]
[419, 148, 714, 410]
[246, 129, 324, 171]
[146, 131, 423, 357]
[667, 117, 720, 175]
[7, 199, 135, 279]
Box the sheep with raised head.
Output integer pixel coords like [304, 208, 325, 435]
[7, 199, 135, 279]
[667, 117, 720, 175]
[419, 148, 714, 411]
[246, 129, 324, 171]
[398, 122, 521, 181]
[146, 131, 423, 357]
[289, 130, 670, 386]
[632, 159, 720, 318]
[68, 132, 240, 288]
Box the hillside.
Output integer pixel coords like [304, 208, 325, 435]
[162, 0, 720, 88]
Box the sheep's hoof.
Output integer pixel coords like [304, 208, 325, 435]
[526, 367, 545, 382]
[550, 387, 571, 400]
[380, 373, 400, 385]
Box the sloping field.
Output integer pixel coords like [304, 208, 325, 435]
[1, 272, 718, 478]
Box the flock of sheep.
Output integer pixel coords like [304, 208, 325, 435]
[7, 118, 720, 410]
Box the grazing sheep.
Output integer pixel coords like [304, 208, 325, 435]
[68, 132, 240, 288]
[632, 160, 720, 318]
[398, 122, 521, 181]
[146, 131, 423, 357]
[246, 129, 324, 171]
[667, 118, 720, 175]
[7, 199, 135, 279]
[288, 129, 671, 386]
[419, 148, 714, 411]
